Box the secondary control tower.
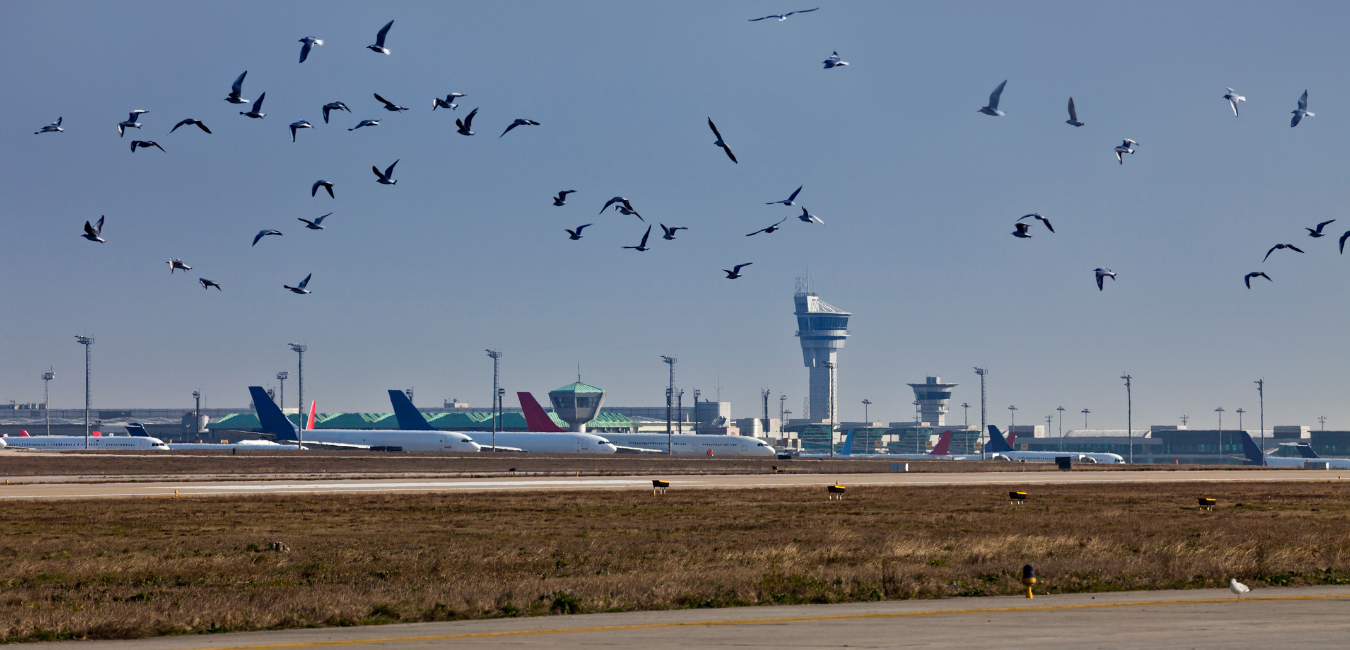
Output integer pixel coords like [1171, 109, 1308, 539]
[907, 376, 958, 426]
[794, 282, 850, 424]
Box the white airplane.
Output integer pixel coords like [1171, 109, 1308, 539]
[389, 390, 617, 454]
[124, 423, 304, 450]
[1, 431, 168, 450]
[249, 386, 481, 452]
[1241, 431, 1350, 469]
[986, 425, 1125, 463]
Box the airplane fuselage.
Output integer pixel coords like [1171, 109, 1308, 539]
[599, 433, 775, 456]
[2, 435, 168, 450]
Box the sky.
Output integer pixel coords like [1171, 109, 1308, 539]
[2, 1, 1347, 430]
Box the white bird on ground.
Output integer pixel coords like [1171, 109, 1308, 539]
[1224, 88, 1245, 117]
[1291, 91, 1313, 127]
[169, 118, 211, 134]
[298, 36, 322, 63]
[1114, 139, 1139, 164]
[979, 81, 1007, 116]
[553, 190, 576, 206]
[348, 119, 380, 131]
[367, 20, 394, 54]
[1244, 272, 1271, 289]
[129, 140, 164, 153]
[623, 225, 652, 252]
[798, 207, 823, 224]
[311, 180, 334, 198]
[322, 102, 350, 123]
[1307, 219, 1336, 238]
[374, 93, 410, 112]
[199, 278, 222, 291]
[822, 51, 848, 69]
[284, 273, 312, 294]
[660, 224, 687, 240]
[1017, 213, 1055, 233]
[82, 216, 105, 243]
[253, 229, 283, 246]
[299, 213, 331, 230]
[767, 185, 802, 206]
[1066, 98, 1084, 127]
[35, 117, 63, 134]
[372, 159, 399, 185]
[749, 8, 818, 21]
[723, 263, 752, 279]
[1229, 578, 1250, 599]
[565, 224, 591, 240]
[456, 107, 478, 135]
[433, 93, 466, 110]
[240, 93, 266, 119]
[289, 120, 314, 142]
[1094, 268, 1116, 291]
[117, 110, 148, 137]
[168, 258, 192, 274]
[500, 118, 540, 137]
[224, 71, 249, 104]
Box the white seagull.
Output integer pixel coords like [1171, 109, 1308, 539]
[723, 263, 752, 279]
[433, 93, 466, 110]
[660, 224, 687, 240]
[1012, 222, 1033, 238]
[289, 120, 314, 142]
[822, 51, 848, 69]
[979, 81, 1007, 116]
[1224, 88, 1245, 117]
[168, 258, 192, 274]
[117, 110, 148, 137]
[500, 118, 540, 137]
[298, 36, 322, 63]
[253, 229, 283, 246]
[767, 185, 802, 206]
[798, 207, 823, 224]
[299, 213, 331, 230]
[199, 278, 222, 291]
[565, 224, 591, 240]
[623, 225, 652, 252]
[322, 102, 350, 123]
[1066, 98, 1084, 127]
[1244, 272, 1271, 289]
[749, 8, 818, 21]
[1114, 139, 1139, 164]
[240, 93, 266, 119]
[602, 197, 636, 214]
[311, 180, 335, 198]
[367, 20, 394, 55]
[553, 190, 576, 206]
[1262, 243, 1304, 262]
[456, 107, 478, 135]
[348, 119, 380, 131]
[1017, 213, 1055, 233]
[1291, 91, 1313, 127]
[35, 117, 63, 134]
[1229, 578, 1250, 600]
[746, 217, 788, 237]
[82, 216, 105, 243]
[1094, 268, 1116, 291]
[284, 273, 312, 294]
[169, 118, 211, 134]
[708, 118, 737, 163]
[372, 159, 399, 185]
[224, 71, 249, 104]
[374, 93, 410, 112]
[1307, 219, 1336, 238]
[130, 140, 165, 153]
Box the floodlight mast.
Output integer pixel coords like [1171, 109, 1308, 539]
[288, 344, 307, 449]
[1121, 374, 1132, 464]
[861, 399, 872, 423]
[1056, 406, 1065, 452]
[974, 368, 988, 460]
[1254, 379, 1265, 467]
[276, 371, 288, 413]
[486, 350, 502, 453]
[661, 356, 676, 455]
[42, 369, 55, 437]
[75, 336, 94, 449]
[1215, 407, 1225, 466]
[193, 390, 201, 438]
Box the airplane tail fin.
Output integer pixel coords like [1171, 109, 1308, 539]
[986, 425, 1013, 452]
[1293, 442, 1320, 459]
[388, 390, 435, 430]
[930, 430, 952, 456]
[1006, 429, 1018, 448]
[840, 429, 855, 456]
[306, 401, 317, 430]
[518, 392, 567, 432]
[126, 422, 150, 437]
[250, 386, 299, 439]
[1239, 431, 1265, 465]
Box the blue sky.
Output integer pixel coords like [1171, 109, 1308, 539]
[2, 1, 1347, 429]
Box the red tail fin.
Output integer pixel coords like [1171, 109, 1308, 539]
[306, 401, 316, 430]
[19, 430, 29, 437]
[930, 430, 952, 455]
[92, 431, 102, 437]
[518, 392, 567, 432]
[1006, 429, 1018, 448]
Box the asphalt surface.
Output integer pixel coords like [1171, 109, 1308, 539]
[0, 468, 1345, 499]
[46, 586, 1350, 649]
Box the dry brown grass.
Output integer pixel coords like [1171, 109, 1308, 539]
[2, 481, 1348, 642]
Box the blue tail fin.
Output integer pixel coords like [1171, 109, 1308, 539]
[125, 422, 150, 437]
[840, 429, 855, 455]
[250, 386, 298, 440]
[986, 425, 1013, 452]
[1239, 431, 1265, 465]
[388, 389, 435, 430]
[1293, 443, 1320, 459]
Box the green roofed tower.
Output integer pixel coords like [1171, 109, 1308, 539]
[549, 382, 606, 432]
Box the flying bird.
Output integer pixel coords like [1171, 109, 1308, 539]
[723, 263, 752, 279]
[660, 224, 687, 240]
[1262, 243, 1304, 262]
[81, 216, 105, 243]
[289, 120, 314, 142]
[798, 207, 823, 224]
[1012, 222, 1033, 239]
[311, 180, 334, 198]
[979, 80, 1007, 116]
[1229, 578, 1250, 600]
[708, 118, 737, 163]
[746, 217, 788, 236]
[822, 51, 848, 69]
[1094, 268, 1116, 291]
[1114, 139, 1139, 164]
[224, 71, 249, 104]
[623, 225, 653, 252]
[34, 117, 63, 134]
[348, 119, 380, 131]
[500, 118, 540, 137]
[1224, 88, 1245, 117]
[298, 36, 322, 63]
[117, 110, 148, 137]
[1306, 219, 1335, 238]
[613, 205, 643, 221]
[284, 273, 312, 294]
[1017, 213, 1054, 233]
[169, 118, 211, 134]
[367, 20, 394, 54]
[602, 197, 636, 214]
[168, 258, 192, 274]
[1244, 272, 1271, 289]
[322, 102, 350, 123]
[565, 224, 591, 240]
[199, 278, 222, 291]
[456, 107, 478, 135]
[374, 93, 410, 112]
[766, 186, 802, 206]
[253, 229, 283, 246]
[1291, 90, 1313, 127]
[553, 190, 576, 206]
[129, 140, 164, 153]
[1341, 231, 1350, 254]
[240, 93, 266, 119]
[299, 213, 331, 230]
[1065, 98, 1083, 127]
[433, 93, 466, 110]
[749, 8, 818, 21]
[372, 159, 399, 185]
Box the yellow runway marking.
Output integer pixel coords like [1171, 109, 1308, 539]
[178, 592, 1350, 650]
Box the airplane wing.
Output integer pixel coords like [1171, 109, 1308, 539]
[481, 445, 527, 453]
[613, 445, 664, 454]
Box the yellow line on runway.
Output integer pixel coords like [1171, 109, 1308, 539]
[175, 592, 1350, 650]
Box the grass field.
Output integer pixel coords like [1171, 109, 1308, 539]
[3, 481, 1348, 642]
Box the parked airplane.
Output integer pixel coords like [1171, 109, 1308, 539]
[1241, 431, 1350, 469]
[388, 390, 617, 454]
[514, 391, 771, 456]
[1, 430, 168, 450]
[986, 425, 1125, 463]
[249, 386, 481, 452]
[125, 423, 304, 450]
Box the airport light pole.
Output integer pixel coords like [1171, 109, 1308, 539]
[497, 388, 505, 443]
[1121, 374, 1132, 464]
[1056, 406, 1065, 452]
[1215, 407, 1225, 466]
[1045, 415, 1053, 445]
[961, 403, 970, 428]
[1236, 408, 1245, 432]
[1007, 404, 1017, 432]
[1180, 414, 1188, 427]
[1081, 408, 1090, 429]
[289, 343, 307, 448]
[1319, 415, 1326, 431]
[1254, 379, 1264, 467]
[276, 371, 288, 414]
[693, 389, 701, 434]
[676, 389, 684, 435]
[862, 399, 871, 423]
[661, 356, 676, 454]
[974, 368, 988, 460]
[486, 350, 501, 452]
[193, 390, 201, 439]
[779, 394, 786, 426]
[75, 335, 94, 448]
[42, 369, 54, 437]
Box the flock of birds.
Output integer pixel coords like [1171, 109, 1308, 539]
[36, 8, 1350, 294]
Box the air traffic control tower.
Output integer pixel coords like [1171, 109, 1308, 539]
[908, 376, 958, 426]
[794, 284, 850, 424]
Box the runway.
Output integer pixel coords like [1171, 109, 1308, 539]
[44, 586, 1350, 649]
[0, 468, 1343, 499]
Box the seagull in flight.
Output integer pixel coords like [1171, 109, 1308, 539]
[747, 217, 788, 236]
[1291, 90, 1313, 127]
[623, 225, 652, 251]
[613, 205, 643, 221]
[433, 93, 466, 110]
[349, 119, 380, 131]
[979, 80, 1007, 116]
[767, 186, 802, 206]
[1094, 268, 1116, 291]
[240, 93, 266, 119]
[35, 117, 63, 134]
[367, 20, 394, 54]
[1244, 272, 1271, 289]
[1229, 578, 1250, 600]
[298, 36, 322, 63]
[660, 224, 687, 240]
[1263, 243, 1304, 262]
[1224, 88, 1245, 117]
[168, 258, 192, 274]
[1012, 222, 1033, 238]
[553, 190, 576, 206]
[749, 8, 818, 21]
[199, 278, 222, 291]
[602, 197, 636, 214]
[130, 140, 164, 153]
[708, 118, 737, 163]
[374, 93, 410, 112]
[118, 110, 148, 137]
[500, 118, 540, 137]
[169, 118, 211, 134]
[82, 216, 105, 243]
[289, 120, 314, 142]
[312, 180, 334, 198]
[1065, 98, 1083, 127]
[1306, 219, 1335, 238]
[798, 207, 823, 224]
[253, 229, 283, 246]
[299, 213, 331, 230]
[372, 159, 399, 185]
[565, 224, 591, 240]
[284, 273, 312, 294]
[723, 263, 752, 279]
[224, 71, 249, 104]
[1115, 139, 1139, 164]
[1341, 231, 1350, 254]
[1017, 213, 1054, 233]
[822, 51, 848, 69]
[322, 102, 350, 123]
[456, 108, 478, 135]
